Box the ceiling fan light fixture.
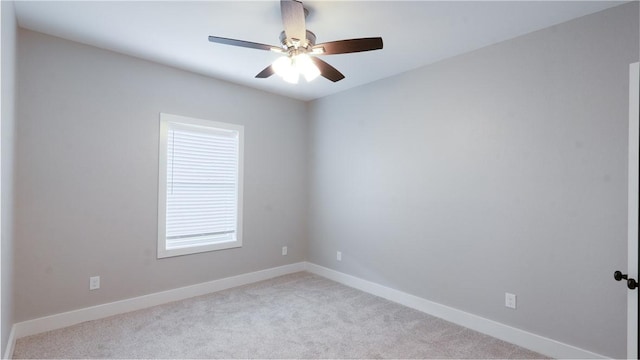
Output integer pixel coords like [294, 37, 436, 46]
[272, 54, 319, 84]
[208, 0, 383, 84]
[295, 54, 320, 82]
[272, 56, 299, 83]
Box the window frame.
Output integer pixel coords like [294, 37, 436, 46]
[157, 113, 244, 258]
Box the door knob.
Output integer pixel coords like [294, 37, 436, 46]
[614, 270, 638, 290]
[614, 270, 627, 281]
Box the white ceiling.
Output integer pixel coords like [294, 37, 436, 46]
[14, 1, 625, 101]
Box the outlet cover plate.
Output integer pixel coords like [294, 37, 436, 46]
[89, 276, 100, 290]
[505, 292, 516, 309]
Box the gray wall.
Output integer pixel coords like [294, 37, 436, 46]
[9, 2, 639, 359]
[307, 3, 638, 358]
[14, 29, 308, 322]
[1, 0, 17, 356]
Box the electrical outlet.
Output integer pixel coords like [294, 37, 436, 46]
[282, 246, 288, 256]
[505, 292, 516, 309]
[89, 276, 100, 290]
[337, 251, 342, 261]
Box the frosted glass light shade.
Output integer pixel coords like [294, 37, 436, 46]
[295, 54, 320, 82]
[272, 56, 299, 84]
[272, 54, 320, 83]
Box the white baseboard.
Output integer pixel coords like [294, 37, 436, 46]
[10, 262, 306, 345]
[3, 325, 16, 360]
[304, 263, 607, 360]
[6, 261, 607, 360]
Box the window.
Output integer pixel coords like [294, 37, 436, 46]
[158, 113, 244, 258]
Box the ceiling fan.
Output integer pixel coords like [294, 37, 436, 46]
[208, 0, 383, 84]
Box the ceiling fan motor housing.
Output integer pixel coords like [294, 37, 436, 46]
[279, 30, 316, 52]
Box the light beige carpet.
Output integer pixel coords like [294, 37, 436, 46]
[13, 272, 547, 359]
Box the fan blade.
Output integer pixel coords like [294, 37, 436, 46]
[313, 37, 383, 55]
[310, 57, 345, 82]
[255, 65, 275, 79]
[281, 0, 306, 44]
[208, 36, 281, 52]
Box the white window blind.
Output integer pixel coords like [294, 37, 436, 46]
[158, 113, 243, 258]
